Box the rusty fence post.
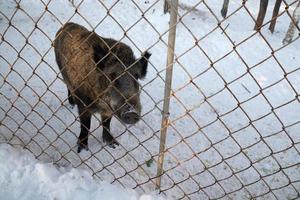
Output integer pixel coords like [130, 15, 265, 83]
[155, 0, 179, 190]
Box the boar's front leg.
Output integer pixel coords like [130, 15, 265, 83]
[67, 89, 75, 107]
[77, 105, 91, 153]
[102, 115, 119, 148]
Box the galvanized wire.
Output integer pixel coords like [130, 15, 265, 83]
[0, 0, 300, 199]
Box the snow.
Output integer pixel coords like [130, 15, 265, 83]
[0, 0, 300, 199]
[0, 143, 164, 200]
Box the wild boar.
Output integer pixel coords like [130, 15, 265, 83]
[54, 22, 151, 153]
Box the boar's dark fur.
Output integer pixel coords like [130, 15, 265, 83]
[54, 22, 151, 153]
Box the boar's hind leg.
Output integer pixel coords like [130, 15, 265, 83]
[77, 105, 91, 153]
[102, 116, 119, 148]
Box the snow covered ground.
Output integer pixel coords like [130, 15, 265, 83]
[0, 0, 300, 199]
[0, 143, 165, 200]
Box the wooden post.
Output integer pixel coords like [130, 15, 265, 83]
[269, 0, 282, 33]
[221, 0, 230, 18]
[164, 0, 171, 14]
[156, 0, 178, 190]
[283, 0, 300, 44]
[254, 0, 269, 30]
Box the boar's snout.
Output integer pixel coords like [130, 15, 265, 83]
[120, 105, 140, 124]
[121, 111, 140, 124]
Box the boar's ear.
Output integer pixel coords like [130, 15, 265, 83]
[138, 51, 151, 79]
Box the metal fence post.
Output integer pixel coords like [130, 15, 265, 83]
[155, 0, 179, 190]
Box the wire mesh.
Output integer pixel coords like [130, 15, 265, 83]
[0, 0, 300, 199]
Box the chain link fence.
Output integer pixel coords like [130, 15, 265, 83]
[1, 0, 300, 199]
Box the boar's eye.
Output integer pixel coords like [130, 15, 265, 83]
[114, 79, 121, 87]
[133, 73, 139, 79]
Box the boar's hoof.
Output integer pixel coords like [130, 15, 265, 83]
[77, 142, 89, 153]
[103, 134, 119, 149]
[108, 141, 119, 149]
